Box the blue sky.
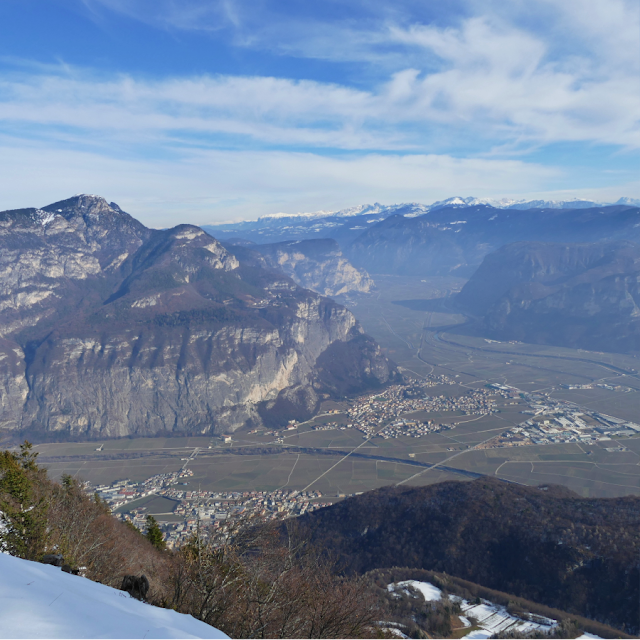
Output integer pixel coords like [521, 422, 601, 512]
[0, 0, 638, 227]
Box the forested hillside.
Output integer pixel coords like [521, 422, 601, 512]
[299, 477, 640, 634]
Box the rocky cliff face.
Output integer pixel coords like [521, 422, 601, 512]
[0, 196, 396, 440]
[455, 241, 640, 353]
[239, 239, 373, 296]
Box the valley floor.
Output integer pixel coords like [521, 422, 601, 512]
[22, 276, 640, 537]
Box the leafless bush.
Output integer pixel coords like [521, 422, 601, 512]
[165, 516, 382, 638]
[30, 473, 172, 599]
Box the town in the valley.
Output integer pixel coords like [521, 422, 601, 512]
[85, 373, 640, 546]
[479, 383, 640, 450]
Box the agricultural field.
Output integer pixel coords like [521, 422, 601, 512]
[32, 275, 640, 503]
[342, 276, 640, 498]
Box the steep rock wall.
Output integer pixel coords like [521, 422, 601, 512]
[0, 196, 395, 439]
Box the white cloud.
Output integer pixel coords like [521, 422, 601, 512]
[1, 0, 637, 222]
[5, 0, 640, 152]
[382, 12, 640, 146]
[1, 32, 638, 154]
[0, 71, 398, 150]
[0, 139, 565, 226]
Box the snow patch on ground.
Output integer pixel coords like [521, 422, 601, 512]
[386, 628, 409, 638]
[464, 630, 492, 639]
[388, 580, 442, 601]
[0, 553, 228, 639]
[387, 580, 603, 639]
[458, 601, 556, 638]
[33, 210, 58, 226]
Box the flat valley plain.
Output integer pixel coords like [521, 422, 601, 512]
[35, 275, 640, 518]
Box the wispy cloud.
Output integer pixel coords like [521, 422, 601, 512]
[1, 34, 638, 154]
[5, 0, 640, 154]
[0, 0, 637, 221]
[0, 136, 565, 226]
[80, 0, 238, 32]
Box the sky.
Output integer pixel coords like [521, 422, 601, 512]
[0, 0, 639, 227]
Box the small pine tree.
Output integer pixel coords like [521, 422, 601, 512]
[0, 441, 49, 559]
[124, 519, 142, 535]
[145, 515, 166, 550]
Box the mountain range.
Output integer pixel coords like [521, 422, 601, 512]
[454, 240, 640, 353]
[204, 200, 640, 278]
[345, 204, 640, 276]
[0, 195, 396, 440]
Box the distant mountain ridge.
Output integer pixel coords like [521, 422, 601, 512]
[203, 199, 640, 277]
[454, 240, 640, 353]
[211, 196, 640, 226]
[346, 204, 640, 276]
[0, 195, 396, 440]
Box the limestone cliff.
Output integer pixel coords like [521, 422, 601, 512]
[231, 239, 373, 297]
[0, 196, 396, 440]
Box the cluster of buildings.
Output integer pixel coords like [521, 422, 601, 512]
[560, 382, 633, 392]
[345, 375, 502, 439]
[480, 388, 640, 448]
[92, 469, 194, 510]
[87, 476, 330, 548]
[161, 489, 329, 547]
[376, 419, 454, 439]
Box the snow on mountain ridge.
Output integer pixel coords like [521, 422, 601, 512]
[615, 197, 640, 206]
[257, 202, 408, 221]
[217, 197, 637, 226]
[427, 196, 608, 210]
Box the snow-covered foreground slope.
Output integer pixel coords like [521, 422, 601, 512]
[0, 554, 228, 639]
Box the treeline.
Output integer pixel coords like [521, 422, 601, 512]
[0, 443, 381, 639]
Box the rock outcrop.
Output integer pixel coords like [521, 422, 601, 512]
[237, 239, 373, 297]
[0, 195, 396, 440]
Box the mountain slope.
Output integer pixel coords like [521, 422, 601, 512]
[227, 239, 373, 297]
[0, 195, 396, 440]
[345, 204, 640, 276]
[298, 477, 640, 634]
[0, 553, 227, 639]
[455, 241, 640, 352]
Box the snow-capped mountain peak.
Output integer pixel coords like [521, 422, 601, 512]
[257, 202, 398, 222]
[615, 197, 640, 207]
[248, 195, 633, 225]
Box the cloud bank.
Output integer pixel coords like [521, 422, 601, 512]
[0, 0, 637, 223]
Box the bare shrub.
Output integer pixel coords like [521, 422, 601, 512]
[166, 516, 382, 638]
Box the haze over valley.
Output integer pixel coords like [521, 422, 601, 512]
[6, 194, 639, 503]
[2, 1, 640, 637]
